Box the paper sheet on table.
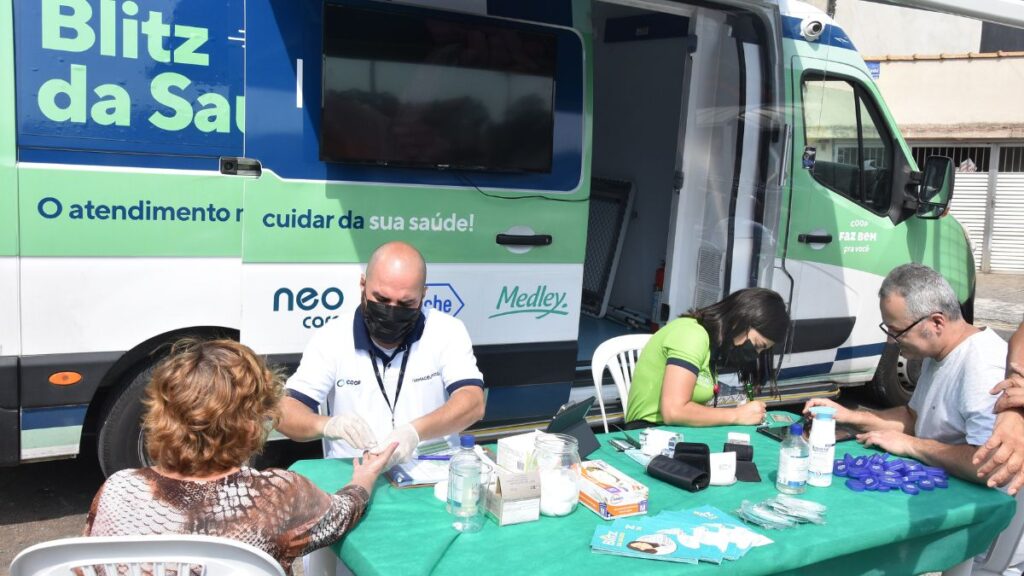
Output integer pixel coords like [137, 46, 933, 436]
[386, 459, 450, 488]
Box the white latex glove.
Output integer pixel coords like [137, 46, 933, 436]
[373, 423, 420, 469]
[322, 413, 377, 450]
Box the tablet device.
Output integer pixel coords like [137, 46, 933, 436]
[546, 396, 600, 458]
[756, 418, 858, 443]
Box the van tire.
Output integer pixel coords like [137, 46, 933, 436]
[97, 363, 155, 477]
[870, 344, 921, 407]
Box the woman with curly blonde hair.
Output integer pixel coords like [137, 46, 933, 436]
[84, 339, 396, 573]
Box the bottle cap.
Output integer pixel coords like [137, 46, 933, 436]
[845, 478, 866, 492]
[901, 483, 920, 495]
[880, 475, 901, 487]
[876, 483, 892, 492]
[918, 479, 935, 491]
[810, 406, 836, 420]
[790, 423, 804, 436]
[460, 434, 475, 448]
[863, 477, 879, 491]
[934, 477, 948, 489]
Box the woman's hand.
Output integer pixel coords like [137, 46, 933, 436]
[733, 400, 766, 425]
[350, 442, 398, 494]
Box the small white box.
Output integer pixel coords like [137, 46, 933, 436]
[485, 467, 541, 526]
[497, 430, 541, 472]
[578, 460, 649, 520]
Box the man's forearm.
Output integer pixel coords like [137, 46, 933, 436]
[852, 405, 914, 433]
[907, 438, 984, 484]
[276, 396, 329, 442]
[1008, 324, 1024, 378]
[411, 387, 485, 441]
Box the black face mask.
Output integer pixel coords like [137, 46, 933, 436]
[362, 295, 421, 345]
[719, 340, 760, 370]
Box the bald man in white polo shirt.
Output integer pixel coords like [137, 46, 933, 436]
[277, 241, 486, 468]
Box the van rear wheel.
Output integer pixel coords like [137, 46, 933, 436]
[870, 344, 921, 407]
[97, 363, 155, 477]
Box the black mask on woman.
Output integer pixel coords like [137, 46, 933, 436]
[719, 340, 760, 370]
[362, 295, 421, 345]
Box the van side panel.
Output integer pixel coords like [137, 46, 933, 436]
[1, 0, 21, 465]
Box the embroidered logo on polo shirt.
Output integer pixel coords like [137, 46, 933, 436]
[413, 371, 440, 383]
[335, 378, 362, 387]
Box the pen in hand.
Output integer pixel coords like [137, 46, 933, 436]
[416, 454, 452, 461]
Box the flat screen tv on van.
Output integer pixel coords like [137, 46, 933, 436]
[320, 4, 557, 173]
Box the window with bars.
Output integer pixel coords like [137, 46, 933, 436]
[1000, 147, 1024, 173]
[910, 146, 1024, 173]
[912, 146, 990, 173]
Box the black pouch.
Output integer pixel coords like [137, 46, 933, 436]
[723, 442, 761, 482]
[647, 455, 710, 492]
[672, 442, 711, 474]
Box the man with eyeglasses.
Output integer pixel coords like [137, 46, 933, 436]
[805, 263, 1007, 483]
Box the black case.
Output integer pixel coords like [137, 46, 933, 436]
[647, 455, 710, 492]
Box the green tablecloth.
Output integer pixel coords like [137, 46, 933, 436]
[290, 422, 1015, 576]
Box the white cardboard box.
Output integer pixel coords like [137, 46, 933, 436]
[578, 460, 649, 520]
[485, 466, 541, 526]
[497, 430, 541, 472]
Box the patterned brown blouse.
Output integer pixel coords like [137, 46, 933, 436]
[85, 466, 369, 573]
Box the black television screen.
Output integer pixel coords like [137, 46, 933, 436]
[320, 4, 557, 173]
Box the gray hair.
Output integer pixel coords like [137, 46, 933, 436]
[878, 263, 962, 321]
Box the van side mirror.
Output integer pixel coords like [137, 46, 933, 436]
[915, 156, 954, 220]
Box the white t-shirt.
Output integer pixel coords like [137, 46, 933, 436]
[909, 328, 1007, 446]
[285, 307, 484, 458]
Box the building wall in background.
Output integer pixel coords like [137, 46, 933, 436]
[872, 56, 1024, 140]
[803, 0, 981, 55]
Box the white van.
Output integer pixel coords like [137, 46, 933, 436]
[3, 0, 1015, 473]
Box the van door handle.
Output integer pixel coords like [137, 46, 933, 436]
[798, 233, 833, 244]
[496, 234, 552, 246]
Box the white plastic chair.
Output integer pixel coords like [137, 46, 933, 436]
[943, 489, 1024, 576]
[590, 334, 652, 433]
[10, 535, 286, 576]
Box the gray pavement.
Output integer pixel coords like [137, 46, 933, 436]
[975, 273, 1024, 340]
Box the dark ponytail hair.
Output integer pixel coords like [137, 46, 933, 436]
[684, 287, 790, 396]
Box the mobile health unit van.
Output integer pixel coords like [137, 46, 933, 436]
[2, 0, 1017, 474]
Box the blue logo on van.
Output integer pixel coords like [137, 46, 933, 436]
[424, 283, 464, 317]
[273, 286, 344, 329]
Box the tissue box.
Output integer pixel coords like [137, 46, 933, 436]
[578, 460, 649, 520]
[497, 430, 541, 472]
[485, 466, 541, 526]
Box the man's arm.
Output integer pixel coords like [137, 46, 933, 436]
[410, 386, 485, 441]
[858, 430, 984, 484]
[906, 438, 986, 484]
[277, 396, 330, 442]
[975, 322, 1024, 493]
[804, 398, 916, 433]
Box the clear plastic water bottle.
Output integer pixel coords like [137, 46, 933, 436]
[776, 422, 810, 494]
[447, 434, 484, 532]
[808, 407, 837, 488]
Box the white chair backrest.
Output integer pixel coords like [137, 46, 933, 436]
[972, 489, 1024, 575]
[590, 334, 652, 433]
[10, 535, 287, 576]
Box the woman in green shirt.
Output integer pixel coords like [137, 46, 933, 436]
[625, 288, 789, 429]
